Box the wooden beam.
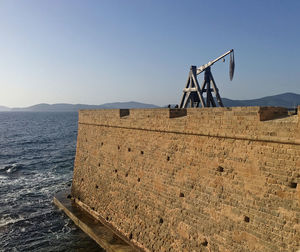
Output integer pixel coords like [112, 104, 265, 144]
[210, 73, 224, 107]
[191, 66, 205, 108]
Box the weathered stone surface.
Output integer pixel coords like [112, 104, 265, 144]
[72, 107, 300, 251]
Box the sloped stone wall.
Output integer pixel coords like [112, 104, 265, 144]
[72, 107, 300, 252]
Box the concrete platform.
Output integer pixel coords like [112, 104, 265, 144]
[53, 190, 137, 252]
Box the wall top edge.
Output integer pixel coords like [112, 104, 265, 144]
[78, 106, 298, 123]
[79, 106, 283, 112]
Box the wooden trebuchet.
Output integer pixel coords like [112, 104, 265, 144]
[180, 49, 235, 108]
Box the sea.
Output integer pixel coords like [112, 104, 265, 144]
[0, 112, 102, 251]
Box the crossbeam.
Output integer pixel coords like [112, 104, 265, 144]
[196, 49, 233, 75]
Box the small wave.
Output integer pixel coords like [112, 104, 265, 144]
[0, 163, 24, 174]
[0, 216, 24, 228]
[0, 165, 7, 171]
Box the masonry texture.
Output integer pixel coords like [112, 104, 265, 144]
[71, 107, 300, 252]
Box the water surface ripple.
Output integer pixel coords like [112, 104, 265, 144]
[0, 112, 101, 251]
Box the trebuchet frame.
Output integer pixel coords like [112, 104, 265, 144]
[179, 49, 234, 108]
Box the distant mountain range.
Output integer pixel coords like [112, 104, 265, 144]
[221, 92, 300, 108]
[0, 105, 10, 111]
[0, 101, 159, 112]
[1, 93, 300, 112]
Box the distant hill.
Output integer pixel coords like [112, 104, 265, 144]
[1, 93, 300, 112]
[222, 92, 300, 108]
[0, 105, 10, 111]
[167, 92, 300, 108]
[8, 101, 159, 112]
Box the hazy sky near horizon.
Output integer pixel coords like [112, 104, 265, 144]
[0, 0, 300, 107]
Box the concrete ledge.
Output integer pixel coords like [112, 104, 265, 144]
[53, 190, 137, 252]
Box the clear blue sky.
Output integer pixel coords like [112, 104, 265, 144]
[0, 0, 299, 107]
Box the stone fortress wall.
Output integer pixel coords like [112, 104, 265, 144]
[71, 107, 300, 252]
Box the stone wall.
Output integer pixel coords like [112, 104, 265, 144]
[71, 107, 300, 252]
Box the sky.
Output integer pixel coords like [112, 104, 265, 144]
[0, 0, 300, 107]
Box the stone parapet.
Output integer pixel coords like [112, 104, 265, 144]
[72, 107, 300, 251]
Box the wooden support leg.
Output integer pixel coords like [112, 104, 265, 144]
[206, 81, 216, 107]
[201, 79, 206, 91]
[210, 72, 224, 107]
[206, 81, 210, 107]
[179, 73, 192, 108]
[180, 66, 206, 108]
[191, 66, 205, 108]
[203, 68, 215, 107]
[182, 91, 191, 108]
[180, 91, 187, 108]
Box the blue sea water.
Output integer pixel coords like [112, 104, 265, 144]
[0, 112, 102, 251]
